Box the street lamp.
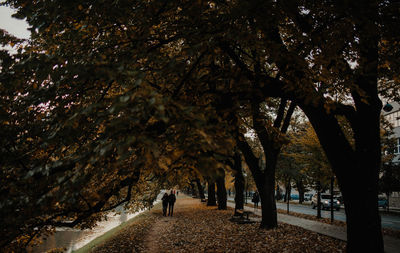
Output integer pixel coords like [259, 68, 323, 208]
[383, 102, 393, 112]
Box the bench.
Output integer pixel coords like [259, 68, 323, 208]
[230, 209, 254, 224]
[236, 209, 252, 220]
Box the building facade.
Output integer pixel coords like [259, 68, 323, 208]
[383, 101, 400, 208]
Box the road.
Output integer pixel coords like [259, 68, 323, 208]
[228, 196, 400, 231]
[276, 201, 400, 230]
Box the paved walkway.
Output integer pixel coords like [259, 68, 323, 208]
[227, 202, 400, 253]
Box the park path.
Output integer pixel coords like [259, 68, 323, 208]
[142, 205, 179, 252]
[93, 196, 347, 252]
[138, 196, 345, 252]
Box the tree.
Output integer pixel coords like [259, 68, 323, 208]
[238, 99, 296, 228]
[288, 122, 333, 217]
[216, 169, 228, 210]
[207, 180, 217, 207]
[2, 0, 399, 251]
[0, 1, 235, 248]
[194, 178, 206, 200]
[213, 2, 399, 251]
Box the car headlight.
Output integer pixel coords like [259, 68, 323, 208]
[324, 200, 328, 204]
[337, 201, 340, 204]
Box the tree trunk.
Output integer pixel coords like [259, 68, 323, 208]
[233, 152, 244, 214]
[207, 180, 217, 206]
[303, 102, 383, 252]
[237, 136, 278, 228]
[286, 177, 291, 214]
[195, 178, 205, 200]
[303, 3, 383, 250]
[190, 182, 197, 197]
[257, 149, 279, 228]
[216, 170, 227, 210]
[330, 176, 334, 222]
[296, 179, 305, 204]
[259, 171, 278, 228]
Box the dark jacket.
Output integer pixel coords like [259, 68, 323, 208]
[252, 192, 260, 203]
[162, 194, 169, 206]
[168, 193, 176, 204]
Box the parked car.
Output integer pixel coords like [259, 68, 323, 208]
[311, 194, 340, 210]
[290, 194, 299, 200]
[378, 197, 388, 208]
[304, 193, 313, 201]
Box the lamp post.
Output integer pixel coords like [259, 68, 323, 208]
[244, 173, 247, 204]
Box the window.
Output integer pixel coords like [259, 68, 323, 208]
[385, 111, 400, 128]
[396, 138, 400, 154]
[395, 111, 400, 128]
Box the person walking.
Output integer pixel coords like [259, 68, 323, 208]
[161, 192, 169, 216]
[252, 191, 260, 209]
[168, 190, 176, 216]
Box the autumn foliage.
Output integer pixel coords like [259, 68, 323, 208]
[0, 0, 399, 252]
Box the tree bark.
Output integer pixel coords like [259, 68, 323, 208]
[207, 180, 217, 206]
[216, 170, 227, 210]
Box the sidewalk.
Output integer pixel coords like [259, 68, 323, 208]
[227, 202, 400, 253]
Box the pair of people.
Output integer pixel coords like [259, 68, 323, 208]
[162, 190, 176, 216]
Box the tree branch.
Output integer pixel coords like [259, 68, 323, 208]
[273, 98, 288, 129]
[281, 101, 296, 133]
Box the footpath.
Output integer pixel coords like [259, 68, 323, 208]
[86, 196, 347, 252]
[226, 202, 400, 253]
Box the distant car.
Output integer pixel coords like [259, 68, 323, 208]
[311, 194, 340, 211]
[378, 197, 388, 208]
[290, 194, 299, 200]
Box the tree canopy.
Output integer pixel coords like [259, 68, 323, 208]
[1, 0, 399, 251]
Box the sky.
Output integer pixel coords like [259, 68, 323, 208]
[0, 5, 30, 39]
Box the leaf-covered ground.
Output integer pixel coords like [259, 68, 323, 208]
[92, 197, 346, 252]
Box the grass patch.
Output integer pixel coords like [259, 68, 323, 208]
[73, 202, 161, 253]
